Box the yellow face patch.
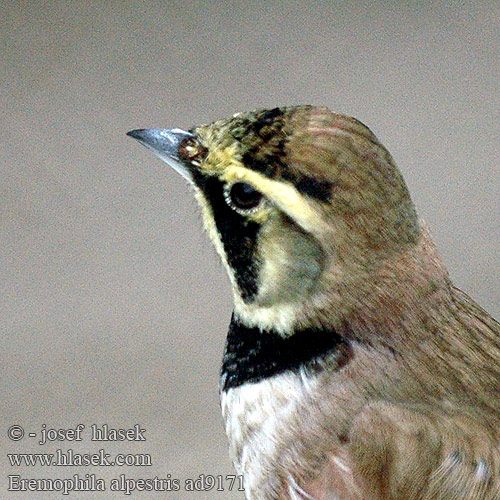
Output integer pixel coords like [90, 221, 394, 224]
[221, 164, 330, 237]
[202, 143, 240, 173]
[195, 145, 271, 224]
[196, 145, 330, 233]
[194, 123, 331, 240]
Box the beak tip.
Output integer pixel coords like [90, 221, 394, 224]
[125, 127, 195, 183]
[126, 129, 144, 140]
[126, 128, 194, 155]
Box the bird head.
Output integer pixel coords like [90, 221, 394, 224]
[128, 106, 422, 334]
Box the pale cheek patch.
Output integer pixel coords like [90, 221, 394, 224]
[256, 218, 324, 308]
[233, 298, 302, 334]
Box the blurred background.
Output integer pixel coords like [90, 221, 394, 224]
[1, 1, 499, 498]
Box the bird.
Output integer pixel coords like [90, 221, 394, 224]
[127, 105, 500, 500]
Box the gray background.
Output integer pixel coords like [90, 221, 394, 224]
[1, 1, 499, 498]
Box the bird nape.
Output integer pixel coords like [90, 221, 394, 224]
[128, 105, 500, 500]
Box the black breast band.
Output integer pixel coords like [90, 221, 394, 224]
[221, 313, 348, 391]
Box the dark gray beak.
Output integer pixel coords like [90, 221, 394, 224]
[126, 128, 194, 183]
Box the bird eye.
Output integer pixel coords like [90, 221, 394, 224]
[224, 182, 263, 213]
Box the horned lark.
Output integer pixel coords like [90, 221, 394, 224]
[128, 106, 500, 500]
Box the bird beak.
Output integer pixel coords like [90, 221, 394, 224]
[127, 128, 195, 184]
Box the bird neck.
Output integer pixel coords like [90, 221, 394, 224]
[222, 224, 456, 391]
[339, 222, 455, 343]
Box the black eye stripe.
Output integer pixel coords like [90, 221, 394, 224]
[193, 173, 261, 303]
